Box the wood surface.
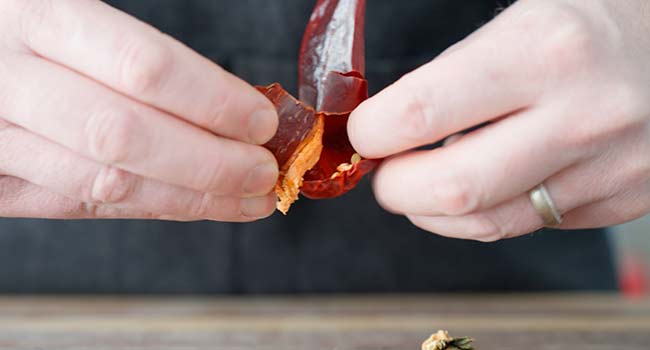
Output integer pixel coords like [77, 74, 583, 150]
[0, 294, 648, 350]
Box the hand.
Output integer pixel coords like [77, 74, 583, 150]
[349, 0, 650, 241]
[0, 0, 279, 221]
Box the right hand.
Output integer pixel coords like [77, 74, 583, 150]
[0, 0, 279, 221]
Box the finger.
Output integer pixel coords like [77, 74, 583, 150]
[372, 107, 580, 217]
[349, 23, 540, 158]
[561, 197, 650, 230]
[557, 144, 650, 229]
[408, 193, 550, 242]
[404, 161, 624, 241]
[0, 176, 159, 219]
[0, 53, 278, 197]
[18, 0, 277, 144]
[0, 123, 276, 221]
[408, 195, 648, 241]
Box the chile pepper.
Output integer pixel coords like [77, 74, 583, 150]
[260, 0, 378, 213]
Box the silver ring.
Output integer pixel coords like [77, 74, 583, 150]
[529, 184, 563, 227]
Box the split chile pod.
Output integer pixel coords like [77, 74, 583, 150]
[258, 0, 378, 213]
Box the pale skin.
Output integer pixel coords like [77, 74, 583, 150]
[349, 0, 650, 241]
[0, 0, 280, 221]
[1, 1, 648, 239]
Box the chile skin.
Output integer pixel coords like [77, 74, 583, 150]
[261, 0, 378, 202]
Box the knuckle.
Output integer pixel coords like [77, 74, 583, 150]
[557, 120, 601, 153]
[90, 166, 135, 204]
[85, 108, 137, 164]
[117, 34, 173, 97]
[192, 155, 227, 193]
[202, 87, 233, 132]
[15, 0, 53, 45]
[399, 77, 439, 143]
[608, 83, 649, 127]
[563, 83, 647, 152]
[538, 7, 599, 75]
[434, 175, 479, 216]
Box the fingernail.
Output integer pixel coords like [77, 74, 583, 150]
[243, 161, 278, 196]
[248, 107, 278, 144]
[240, 196, 275, 218]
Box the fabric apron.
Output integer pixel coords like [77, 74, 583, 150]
[0, 0, 617, 293]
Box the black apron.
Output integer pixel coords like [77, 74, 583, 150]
[0, 0, 617, 293]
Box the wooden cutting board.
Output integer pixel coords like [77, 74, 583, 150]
[0, 294, 648, 349]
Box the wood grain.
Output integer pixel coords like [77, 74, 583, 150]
[0, 294, 648, 350]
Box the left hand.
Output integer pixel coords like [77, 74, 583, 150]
[348, 0, 650, 241]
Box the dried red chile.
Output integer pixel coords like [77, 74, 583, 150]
[261, 0, 379, 211]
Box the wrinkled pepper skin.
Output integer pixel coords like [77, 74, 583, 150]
[257, 84, 322, 168]
[298, 0, 366, 111]
[298, 0, 378, 199]
[261, 0, 378, 203]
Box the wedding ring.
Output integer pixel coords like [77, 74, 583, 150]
[529, 184, 563, 227]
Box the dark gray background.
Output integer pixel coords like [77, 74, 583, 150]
[0, 0, 617, 294]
